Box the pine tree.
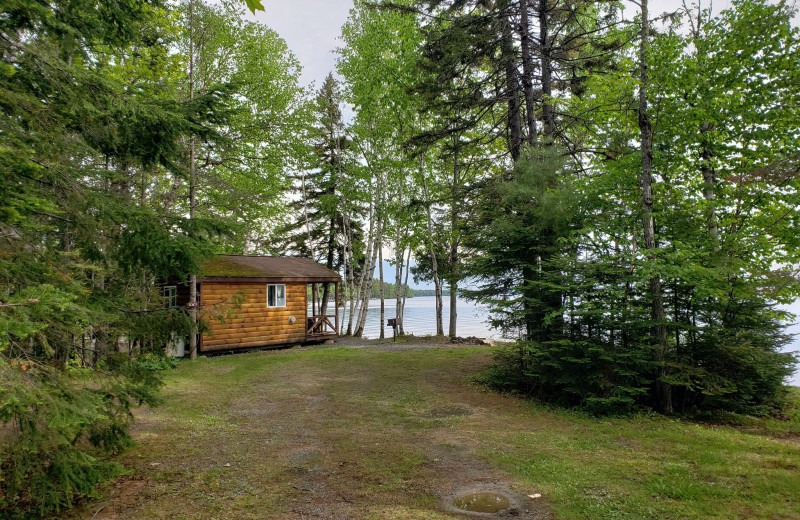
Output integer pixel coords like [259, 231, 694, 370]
[0, 0, 232, 514]
[281, 74, 357, 314]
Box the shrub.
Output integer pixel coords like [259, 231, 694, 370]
[0, 355, 163, 518]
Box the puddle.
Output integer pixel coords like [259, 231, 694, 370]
[452, 492, 510, 513]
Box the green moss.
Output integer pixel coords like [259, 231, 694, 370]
[200, 257, 264, 277]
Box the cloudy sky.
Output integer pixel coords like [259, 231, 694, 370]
[251, 0, 354, 88]
[252, 0, 742, 88]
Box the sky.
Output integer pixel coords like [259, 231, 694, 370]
[251, 0, 744, 88]
[250, 0, 354, 88]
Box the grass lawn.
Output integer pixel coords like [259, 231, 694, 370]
[64, 339, 800, 520]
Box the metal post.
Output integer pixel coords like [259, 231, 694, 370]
[388, 318, 397, 342]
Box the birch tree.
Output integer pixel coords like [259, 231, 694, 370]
[339, 0, 425, 336]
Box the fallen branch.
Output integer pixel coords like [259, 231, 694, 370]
[0, 299, 40, 308]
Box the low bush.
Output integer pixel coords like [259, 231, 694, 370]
[0, 355, 163, 518]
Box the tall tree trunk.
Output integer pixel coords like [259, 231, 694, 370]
[521, 263, 536, 340]
[325, 106, 343, 319]
[354, 173, 382, 337]
[638, 0, 672, 413]
[400, 246, 411, 335]
[188, 0, 198, 362]
[395, 175, 405, 336]
[394, 242, 404, 336]
[500, 1, 523, 162]
[538, 0, 555, 138]
[700, 124, 720, 248]
[321, 216, 336, 316]
[344, 211, 357, 335]
[340, 212, 350, 335]
[352, 203, 373, 336]
[448, 277, 458, 338]
[320, 280, 330, 316]
[688, 9, 720, 250]
[312, 283, 319, 318]
[448, 145, 460, 337]
[300, 170, 314, 257]
[421, 170, 443, 335]
[519, 0, 538, 145]
[379, 220, 385, 339]
[140, 168, 147, 206]
[525, 0, 561, 340]
[354, 227, 379, 336]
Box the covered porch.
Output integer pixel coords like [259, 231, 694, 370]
[306, 280, 339, 341]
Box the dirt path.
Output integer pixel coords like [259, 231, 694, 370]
[65, 341, 551, 520]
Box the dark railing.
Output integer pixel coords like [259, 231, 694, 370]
[307, 315, 337, 336]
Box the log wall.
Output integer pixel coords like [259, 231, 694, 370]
[200, 282, 307, 351]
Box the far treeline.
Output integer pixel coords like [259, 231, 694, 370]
[1, 0, 798, 516]
[368, 282, 449, 299]
[332, 281, 450, 300]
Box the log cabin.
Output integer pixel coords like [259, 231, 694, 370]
[164, 255, 340, 353]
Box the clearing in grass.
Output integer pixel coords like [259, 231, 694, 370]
[62, 339, 800, 520]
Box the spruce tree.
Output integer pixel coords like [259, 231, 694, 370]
[281, 74, 357, 313]
[0, 0, 232, 514]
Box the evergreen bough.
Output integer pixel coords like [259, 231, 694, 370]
[0, 0, 231, 516]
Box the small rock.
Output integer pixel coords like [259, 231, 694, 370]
[449, 336, 488, 345]
[528, 493, 542, 499]
[149, 462, 161, 467]
[223, 463, 231, 467]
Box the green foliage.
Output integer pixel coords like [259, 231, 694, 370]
[0, 358, 163, 517]
[137, 353, 181, 371]
[0, 0, 308, 505]
[0, 0, 310, 511]
[338, 0, 433, 317]
[118, 211, 229, 280]
[279, 74, 356, 267]
[0, 0, 242, 516]
[479, 340, 654, 415]
[465, 144, 579, 340]
[175, 0, 310, 253]
[462, 0, 798, 415]
[242, 0, 264, 13]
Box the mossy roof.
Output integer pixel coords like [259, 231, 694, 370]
[200, 255, 340, 281]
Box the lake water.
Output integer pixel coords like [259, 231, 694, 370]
[782, 301, 800, 386]
[338, 296, 800, 386]
[337, 296, 501, 340]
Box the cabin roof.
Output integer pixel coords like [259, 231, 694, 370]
[200, 255, 341, 283]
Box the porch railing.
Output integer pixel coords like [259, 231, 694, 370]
[307, 315, 337, 336]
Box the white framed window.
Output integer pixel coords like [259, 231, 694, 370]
[267, 284, 286, 308]
[163, 286, 177, 308]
